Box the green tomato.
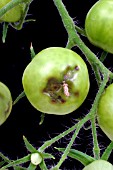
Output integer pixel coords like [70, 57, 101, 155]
[97, 83, 113, 141]
[0, 0, 25, 22]
[0, 82, 12, 125]
[85, 0, 113, 54]
[83, 160, 113, 170]
[22, 47, 90, 115]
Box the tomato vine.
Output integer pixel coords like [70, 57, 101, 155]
[0, 0, 113, 169]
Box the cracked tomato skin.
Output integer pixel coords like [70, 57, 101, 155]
[83, 160, 113, 170]
[85, 0, 113, 54]
[97, 83, 113, 141]
[0, 0, 25, 22]
[22, 47, 90, 115]
[0, 82, 12, 125]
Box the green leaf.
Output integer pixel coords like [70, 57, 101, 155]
[13, 91, 25, 105]
[2, 22, 9, 43]
[42, 152, 55, 159]
[27, 163, 36, 170]
[0, 155, 30, 169]
[39, 113, 45, 125]
[39, 160, 48, 170]
[30, 43, 36, 59]
[13, 166, 27, 170]
[23, 136, 37, 153]
[0, 161, 5, 167]
[55, 147, 96, 166]
[101, 141, 113, 161]
[0, 152, 10, 163]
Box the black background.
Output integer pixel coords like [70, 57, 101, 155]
[0, 0, 113, 169]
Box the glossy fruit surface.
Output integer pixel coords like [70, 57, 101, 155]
[83, 160, 113, 170]
[0, 82, 12, 125]
[97, 83, 113, 141]
[0, 0, 24, 22]
[22, 47, 90, 115]
[85, 0, 113, 54]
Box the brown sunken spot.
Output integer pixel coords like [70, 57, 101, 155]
[75, 66, 79, 70]
[51, 99, 57, 104]
[74, 91, 79, 97]
[61, 99, 66, 104]
[58, 96, 66, 103]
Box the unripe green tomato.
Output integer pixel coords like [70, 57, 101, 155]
[97, 83, 113, 141]
[22, 47, 90, 115]
[83, 160, 113, 170]
[0, 82, 12, 125]
[85, 0, 113, 54]
[0, 0, 25, 22]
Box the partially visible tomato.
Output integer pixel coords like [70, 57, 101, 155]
[0, 82, 12, 125]
[83, 160, 113, 170]
[22, 47, 90, 115]
[0, 0, 25, 22]
[85, 0, 113, 54]
[97, 83, 113, 141]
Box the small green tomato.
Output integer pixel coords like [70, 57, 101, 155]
[85, 0, 113, 54]
[22, 47, 90, 115]
[83, 160, 113, 170]
[0, 82, 12, 125]
[31, 153, 42, 166]
[0, 0, 25, 22]
[97, 83, 113, 141]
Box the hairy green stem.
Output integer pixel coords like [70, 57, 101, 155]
[53, 114, 91, 169]
[39, 114, 91, 153]
[49, 74, 108, 169]
[89, 73, 109, 159]
[90, 115, 100, 159]
[53, 0, 113, 77]
[93, 65, 102, 86]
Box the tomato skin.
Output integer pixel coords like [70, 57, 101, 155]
[22, 47, 90, 115]
[85, 0, 113, 54]
[0, 82, 12, 125]
[0, 0, 25, 22]
[83, 160, 113, 170]
[97, 83, 113, 141]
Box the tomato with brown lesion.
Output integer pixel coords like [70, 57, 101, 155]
[22, 47, 90, 115]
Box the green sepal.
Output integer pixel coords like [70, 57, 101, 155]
[55, 147, 96, 166]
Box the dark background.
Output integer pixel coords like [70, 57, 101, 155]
[0, 0, 112, 169]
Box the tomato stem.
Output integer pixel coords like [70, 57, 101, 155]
[53, 0, 113, 81]
[89, 73, 109, 159]
[38, 113, 91, 153]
